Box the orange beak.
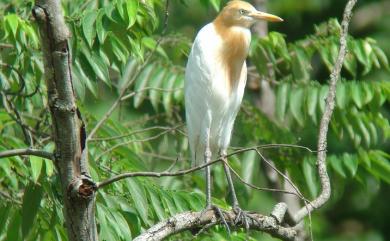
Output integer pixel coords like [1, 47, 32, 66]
[249, 11, 283, 22]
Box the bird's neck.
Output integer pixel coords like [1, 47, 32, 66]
[213, 18, 250, 93]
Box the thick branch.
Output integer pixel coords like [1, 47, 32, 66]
[293, 0, 357, 223]
[133, 209, 297, 241]
[0, 148, 53, 160]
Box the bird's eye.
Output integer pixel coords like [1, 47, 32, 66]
[239, 9, 248, 15]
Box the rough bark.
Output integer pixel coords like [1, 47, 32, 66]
[133, 209, 297, 241]
[33, 1, 97, 240]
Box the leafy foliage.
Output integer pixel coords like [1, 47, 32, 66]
[0, 0, 389, 241]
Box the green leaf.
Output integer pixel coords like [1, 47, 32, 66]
[209, 0, 222, 11]
[96, 10, 108, 43]
[91, 53, 110, 85]
[307, 86, 318, 124]
[317, 43, 333, 71]
[116, 0, 125, 20]
[302, 157, 318, 198]
[241, 150, 258, 191]
[373, 46, 389, 70]
[343, 153, 358, 177]
[97, 204, 119, 241]
[336, 82, 347, 109]
[134, 64, 155, 108]
[329, 155, 346, 178]
[367, 151, 390, 184]
[172, 193, 189, 212]
[142, 37, 168, 59]
[126, 179, 150, 225]
[74, 60, 97, 96]
[148, 188, 166, 220]
[187, 193, 204, 211]
[289, 87, 304, 126]
[358, 148, 371, 168]
[22, 182, 43, 238]
[161, 191, 177, 215]
[162, 74, 177, 114]
[276, 83, 289, 121]
[351, 83, 363, 108]
[44, 158, 54, 177]
[111, 211, 132, 241]
[0, 204, 11, 234]
[173, 75, 184, 102]
[353, 40, 372, 74]
[318, 85, 329, 113]
[5, 14, 19, 37]
[72, 65, 86, 100]
[291, 47, 310, 83]
[343, 52, 357, 77]
[7, 211, 21, 241]
[30, 156, 43, 183]
[126, 0, 139, 28]
[367, 120, 378, 146]
[356, 117, 370, 147]
[82, 11, 97, 47]
[148, 67, 166, 111]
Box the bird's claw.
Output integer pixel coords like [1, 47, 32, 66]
[200, 204, 231, 234]
[233, 206, 257, 230]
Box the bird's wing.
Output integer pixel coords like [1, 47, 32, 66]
[185, 23, 220, 165]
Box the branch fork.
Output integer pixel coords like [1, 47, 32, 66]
[67, 175, 97, 200]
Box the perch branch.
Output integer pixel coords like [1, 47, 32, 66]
[133, 209, 296, 241]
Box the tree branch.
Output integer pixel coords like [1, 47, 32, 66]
[292, 0, 357, 224]
[133, 209, 297, 241]
[0, 148, 53, 160]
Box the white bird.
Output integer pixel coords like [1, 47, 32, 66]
[185, 0, 283, 218]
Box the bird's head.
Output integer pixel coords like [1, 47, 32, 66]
[215, 0, 283, 28]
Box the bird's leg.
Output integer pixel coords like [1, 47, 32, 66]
[204, 143, 212, 208]
[221, 151, 239, 207]
[200, 128, 230, 233]
[221, 150, 256, 230]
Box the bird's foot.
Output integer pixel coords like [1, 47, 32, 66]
[232, 205, 257, 230]
[199, 204, 231, 234]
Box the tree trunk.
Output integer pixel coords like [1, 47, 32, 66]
[33, 1, 97, 240]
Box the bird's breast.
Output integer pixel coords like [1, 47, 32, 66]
[213, 23, 251, 94]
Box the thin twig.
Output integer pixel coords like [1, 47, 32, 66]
[231, 143, 316, 153]
[0, 148, 54, 160]
[139, 151, 188, 162]
[121, 86, 183, 101]
[94, 125, 181, 161]
[222, 158, 309, 201]
[0, 43, 14, 49]
[255, 149, 305, 198]
[90, 124, 184, 142]
[1, 92, 34, 146]
[96, 156, 223, 189]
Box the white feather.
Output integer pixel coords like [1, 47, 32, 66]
[185, 23, 250, 165]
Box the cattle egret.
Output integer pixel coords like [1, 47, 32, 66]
[185, 0, 283, 222]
